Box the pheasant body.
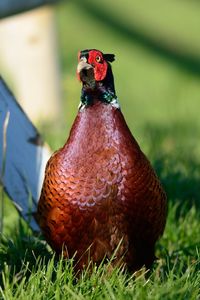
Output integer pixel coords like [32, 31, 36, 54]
[37, 49, 167, 271]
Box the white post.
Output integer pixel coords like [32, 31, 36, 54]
[0, 5, 61, 124]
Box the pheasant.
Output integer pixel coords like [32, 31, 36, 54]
[37, 49, 167, 271]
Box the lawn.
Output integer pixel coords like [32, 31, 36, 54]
[1, 1, 200, 299]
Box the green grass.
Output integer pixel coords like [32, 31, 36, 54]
[0, 209, 199, 299]
[1, 1, 200, 299]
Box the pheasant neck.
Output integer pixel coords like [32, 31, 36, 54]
[79, 85, 120, 111]
[65, 100, 132, 156]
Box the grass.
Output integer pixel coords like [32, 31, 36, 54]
[0, 209, 199, 299]
[1, 1, 200, 299]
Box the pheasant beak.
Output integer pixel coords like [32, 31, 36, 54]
[77, 60, 95, 87]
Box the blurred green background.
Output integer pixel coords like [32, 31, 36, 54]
[55, 0, 200, 153]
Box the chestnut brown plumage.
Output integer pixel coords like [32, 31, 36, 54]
[37, 49, 167, 271]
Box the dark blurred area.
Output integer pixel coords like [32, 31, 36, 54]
[0, 0, 59, 19]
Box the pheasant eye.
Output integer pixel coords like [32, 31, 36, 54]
[96, 55, 102, 63]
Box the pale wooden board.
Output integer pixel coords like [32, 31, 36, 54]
[0, 77, 51, 231]
[0, 6, 61, 123]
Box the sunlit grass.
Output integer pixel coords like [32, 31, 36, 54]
[0, 204, 199, 299]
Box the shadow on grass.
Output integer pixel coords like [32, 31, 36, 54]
[141, 121, 200, 213]
[75, 0, 200, 77]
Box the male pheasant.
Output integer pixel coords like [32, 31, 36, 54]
[37, 49, 167, 271]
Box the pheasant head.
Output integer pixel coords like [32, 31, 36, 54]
[77, 49, 119, 109]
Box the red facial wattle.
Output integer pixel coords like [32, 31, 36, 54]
[88, 50, 108, 81]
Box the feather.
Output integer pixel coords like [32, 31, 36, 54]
[103, 54, 115, 62]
